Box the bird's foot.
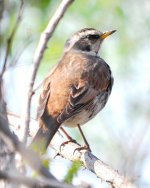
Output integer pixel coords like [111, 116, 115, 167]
[60, 139, 80, 151]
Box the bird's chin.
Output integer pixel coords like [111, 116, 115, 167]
[95, 51, 99, 56]
[87, 51, 98, 56]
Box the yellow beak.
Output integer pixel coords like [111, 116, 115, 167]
[100, 30, 116, 39]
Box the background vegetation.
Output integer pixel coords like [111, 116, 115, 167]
[1, 0, 150, 187]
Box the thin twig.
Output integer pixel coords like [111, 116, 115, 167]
[22, 0, 74, 144]
[1, 0, 24, 78]
[0, 0, 4, 20]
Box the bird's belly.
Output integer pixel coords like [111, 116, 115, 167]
[63, 94, 108, 128]
[64, 109, 91, 128]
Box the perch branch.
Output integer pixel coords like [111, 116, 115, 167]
[8, 114, 138, 188]
[51, 133, 137, 188]
[22, 0, 74, 144]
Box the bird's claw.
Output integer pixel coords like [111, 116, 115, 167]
[60, 139, 80, 151]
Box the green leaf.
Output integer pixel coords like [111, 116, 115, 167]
[42, 158, 50, 170]
[63, 160, 82, 184]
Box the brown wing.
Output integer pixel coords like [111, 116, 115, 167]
[57, 84, 97, 124]
[36, 81, 51, 119]
[36, 62, 60, 119]
[57, 56, 113, 124]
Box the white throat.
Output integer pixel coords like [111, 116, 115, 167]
[73, 49, 99, 57]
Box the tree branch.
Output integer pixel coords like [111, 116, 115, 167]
[51, 134, 137, 188]
[1, 0, 24, 78]
[22, 0, 74, 144]
[8, 114, 138, 188]
[0, 113, 78, 188]
[0, 171, 74, 188]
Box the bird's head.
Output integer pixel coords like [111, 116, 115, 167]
[65, 28, 116, 55]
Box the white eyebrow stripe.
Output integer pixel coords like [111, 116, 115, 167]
[78, 30, 98, 37]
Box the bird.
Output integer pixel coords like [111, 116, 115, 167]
[30, 28, 116, 154]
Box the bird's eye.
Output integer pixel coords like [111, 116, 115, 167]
[88, 34, 99, 40]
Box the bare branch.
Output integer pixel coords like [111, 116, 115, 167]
[0, 171, 76, 188]
[8, 114, 138, 188]
[0, 81, 16, 187]
[22, 0, 74, 144]
[1, 0, 24, 78]
[0, 0, 4, 20]
[51, 134, 137, 188]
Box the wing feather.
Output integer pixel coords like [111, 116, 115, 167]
[57, 84, 98, 124]
[57, 56, 113, 124]
[36, 82, 51, 119]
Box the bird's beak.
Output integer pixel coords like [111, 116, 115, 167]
[100, 30, 116, 39]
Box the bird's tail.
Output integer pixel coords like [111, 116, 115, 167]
[29, 118, 60, 154]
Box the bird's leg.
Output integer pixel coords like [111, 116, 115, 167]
[60, 127, 73, 140]
[75, 124, 91, 152]
[59, 126, 91, 152]
[59, 127, 80, 151]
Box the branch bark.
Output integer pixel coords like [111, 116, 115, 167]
[51, 133, 137, 188]
[8, 114, 138, 188]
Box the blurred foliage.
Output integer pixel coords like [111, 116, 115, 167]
[1, 0, 150, 187]
[32, 157, 50, 178]
[63, 160, 82, 184]
[42, 157, 51, 170]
